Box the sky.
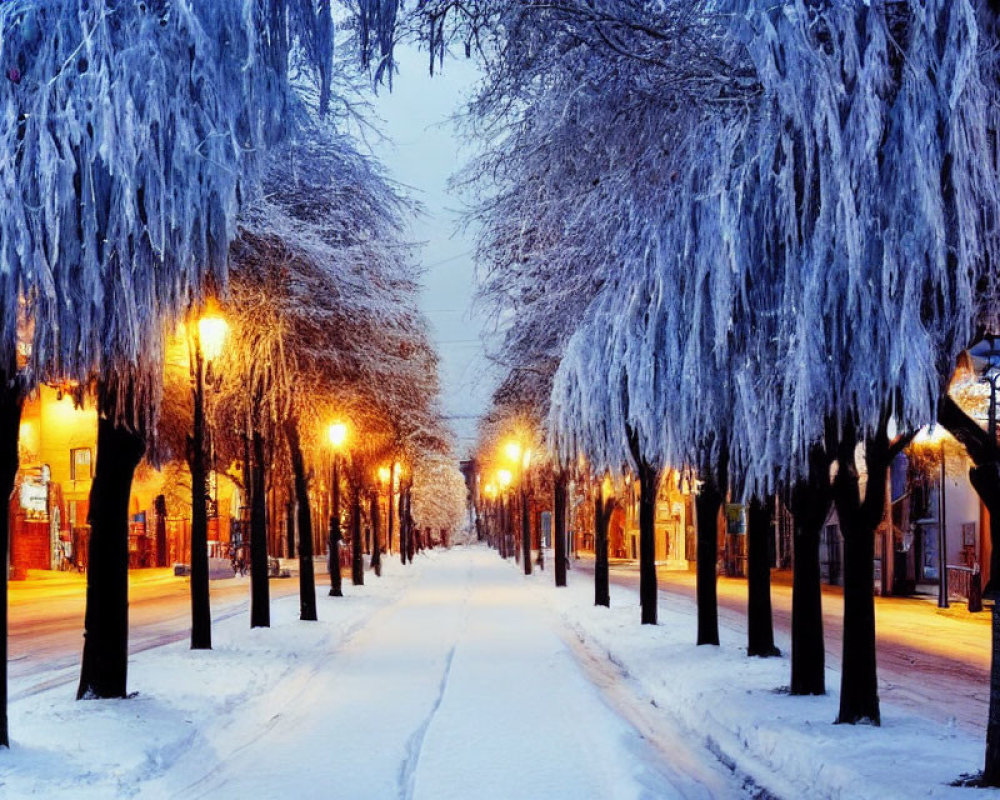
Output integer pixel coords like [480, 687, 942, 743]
[371, 45, 494, 460]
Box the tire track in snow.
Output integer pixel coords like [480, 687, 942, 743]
[398, 558, 475, 800]
[398, 643, 458, 800]
[174, 600, 400, 800]
[561, 620, 781, 800]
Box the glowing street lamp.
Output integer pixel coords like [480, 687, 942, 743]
[328, 421, 348, 597]
[912, 425, 951, 608]
[198, 315, 229, 362]
[328, 422, 347, 448]
[187, 309, 229, 651]
[497, 469, 512, 488]
[502, 438, 534, 575]
[504, 440, 522, 463]
[970, 336, 1000, 442]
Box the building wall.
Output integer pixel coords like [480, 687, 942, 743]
[10, 387, 242, 576]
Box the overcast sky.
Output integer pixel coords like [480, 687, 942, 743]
[371, 46, 494, 459]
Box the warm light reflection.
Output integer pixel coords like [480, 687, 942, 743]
[198, 316, 229, 361]
[378, 465, 391, 484]
[522, 449, 532, 469]
[601, 475, 613, 501]
[912, 424, 947, 447]
[484, 483, 497, 498]
[328, 422, 348, 448]
[497, 469, 512, 488]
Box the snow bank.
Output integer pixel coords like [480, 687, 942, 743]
[0, 560, 417, 798]
[532, 560, 987, 799]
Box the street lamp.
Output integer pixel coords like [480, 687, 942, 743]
[497, 469, 513, 560]
[913, 425, 951, 608]
[373, 465, 392, 574]
[328, 421, 348, 597]
[503, 438, 533, 575]
[524, 449, 544, 571]
[187, 311, 228, 651]
[198, 316, 229, 362]
[483, 482, 498, 550]
[970, 335, 1000, 443]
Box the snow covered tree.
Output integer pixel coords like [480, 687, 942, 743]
[0, 0, 341, 709]
[717, 0, 997, 729]
[0, 0, 421, 722]
[460, 0, 999, 752]
[213, 110, 431, 615]
[411, 452, 466, 546]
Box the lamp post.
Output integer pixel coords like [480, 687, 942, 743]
[387, 461, 397, 555]
[524, 449, 544, 572]
[397, 461, 409, 565]
[328, 422, 347, 597]
[970, 335, 1000, 445]
[940, 437, 948, 608]
[914, 426, 950, 608]
[503, 439, 533, 576]
[188, 313, 228, 651]
[498, 468, 512, 559]
[484, 482, 498, 551]
[375, 465, 391, 575]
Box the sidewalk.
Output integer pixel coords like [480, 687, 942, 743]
[573, 552, 992, 656]
[3, 549, 747, 800]
[527, 552, 996, 798]
[9, 567, 179, 604]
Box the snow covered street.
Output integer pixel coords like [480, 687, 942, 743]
[2, 548, 745, 799]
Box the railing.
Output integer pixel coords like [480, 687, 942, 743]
[946, 564, 983, 612]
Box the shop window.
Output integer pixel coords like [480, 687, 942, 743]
[71, 447, 92, 481]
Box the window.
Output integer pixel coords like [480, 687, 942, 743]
[70, 447, 92, 481]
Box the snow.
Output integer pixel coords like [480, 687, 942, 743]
[2, 547, 994, 798]
[543, 562, 991, 800]
[0, 549, 732, 799]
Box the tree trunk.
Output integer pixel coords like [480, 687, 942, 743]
[521, 488, 532, 576]
[500, 497, 508, 559]
[351, 484, 364, 585]
[939, 390, 1000, 782]
[594, 495, 612, 607]
[188, 342, 211, 650]
[695, 476, 722, 646]
[370, 490, 382, 577]
[986, 603, 1000, 786]
[638, 462, 658, 625]
[837, 517, 879, 724]
[831, 422, 886, 725]
[790, 474, 829, 695]
[0, 377, 22, 744]
[406, 487, 415, 562]
[249, 428, 270, 628]
[747, 496, 779, 657]
[77, 409, 145, 699]
[285, 418, 316, 621]
[625, 428, 661, 624]
[554, 472, 568, 588]
[399, 481, 407, 565]
[971, 462, 1000, 593]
